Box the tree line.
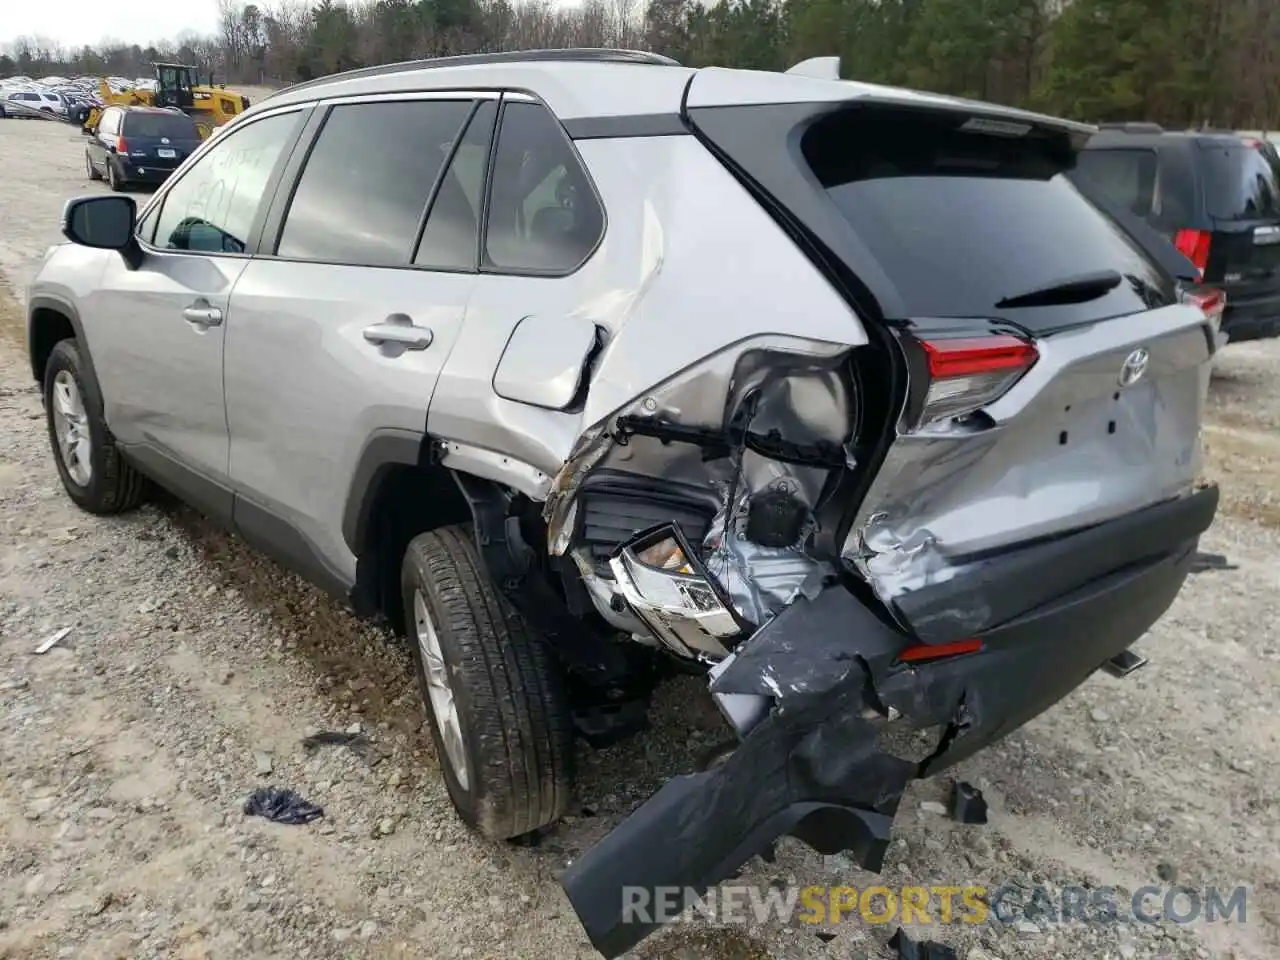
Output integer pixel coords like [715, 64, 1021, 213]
[2, 0, 1278, 129]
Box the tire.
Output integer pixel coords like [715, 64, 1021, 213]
[106, 160, 123, 192]
[85, 151, 101, 181]
[401, 525, 574, 839]
[43, 339, 147, 515]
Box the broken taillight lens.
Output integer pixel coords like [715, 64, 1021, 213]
[1182, 286, 1225, 331]
[915, 335, 1039, 426]
[1182, 288, 1223, 321]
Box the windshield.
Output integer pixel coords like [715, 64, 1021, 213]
[803, 106, 1174, 330]
[1202, 142, 1280, 221]
[124, 112, 198, 139]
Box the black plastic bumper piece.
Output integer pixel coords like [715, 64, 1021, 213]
[561, 619, 913, 957]
[559, 486, 1218, 958]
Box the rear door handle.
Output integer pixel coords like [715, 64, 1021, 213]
[182, 304, 223, 326]
[362, 321, 433, 351]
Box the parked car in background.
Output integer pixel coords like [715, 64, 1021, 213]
[85, 106, 203, 191]
[1072, 123, 1280, 343]
[5, 89, 68, 116]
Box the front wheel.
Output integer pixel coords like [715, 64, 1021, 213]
[43, 339, 147, 515]
[401, 525, 575, 839]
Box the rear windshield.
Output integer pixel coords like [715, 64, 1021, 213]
[124, 112, 198, 139]
[1201, 141, 1280, 221]
[802, 107, 1174, 329]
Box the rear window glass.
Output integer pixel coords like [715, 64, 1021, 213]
[1073, 148, 1159, 216]
[1201, 142, 1280, 221]
[124, 112, 199, 139]
[803, 108, 1173, 328]
[1071, 146, 1197, 231]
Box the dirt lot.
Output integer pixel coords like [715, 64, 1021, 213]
[1, 116, 1278, 960]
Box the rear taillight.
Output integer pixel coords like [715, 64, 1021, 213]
[1174, 228, 1212, 276]
[1182, 286, 1226, 333]
[116, 135, 129, 155]
[915, 335, 1039, 426]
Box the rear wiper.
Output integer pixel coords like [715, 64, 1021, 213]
[995, 269, 1123, 309]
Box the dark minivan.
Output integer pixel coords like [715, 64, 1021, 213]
[1070, 123, 1280, 343]
[86, 106, 203, 192]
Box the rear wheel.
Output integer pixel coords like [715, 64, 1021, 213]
[401, 525, 575, 839]
[106, 160, 123, 192]
[85, 151, 101, 181]
[43, 339, 147, 515]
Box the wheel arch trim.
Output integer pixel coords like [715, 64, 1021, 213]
[27, 294, 101, 398]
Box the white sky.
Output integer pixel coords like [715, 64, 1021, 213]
[3, 0, 221, 50]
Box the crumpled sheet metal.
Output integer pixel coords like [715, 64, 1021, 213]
[702, 506, 831, 627]
[701, 453, 834, 628]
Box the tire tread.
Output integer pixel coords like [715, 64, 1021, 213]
[404, 525, 573, 838]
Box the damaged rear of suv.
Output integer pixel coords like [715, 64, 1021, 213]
[30, 51, 1218, 960]
[549, 72, 1218, 955]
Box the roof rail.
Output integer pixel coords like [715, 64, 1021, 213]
[266, 48, 682, 101]
[1097, 121, 1164, 133]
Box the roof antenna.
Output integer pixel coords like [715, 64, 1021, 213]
[785, 56, 840, 80]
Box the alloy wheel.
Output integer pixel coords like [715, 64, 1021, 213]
[51, 370, 93, 487]
[413, 589, 469, 790]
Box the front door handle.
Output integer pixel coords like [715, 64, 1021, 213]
[362, 321, 433, 351]
[182, 302, 223, 326]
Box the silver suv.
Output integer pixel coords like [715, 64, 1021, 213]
[28, 49, 1219, 957]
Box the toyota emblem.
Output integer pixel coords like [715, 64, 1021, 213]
[1118, 348, 1150, 388]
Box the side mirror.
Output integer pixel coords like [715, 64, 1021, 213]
[61, 195, 143, 268]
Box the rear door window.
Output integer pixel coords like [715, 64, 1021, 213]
[1201, 141, 1280, 221]
[414, 100, 498, 271]
[803, 107, 1174, 331]
[276, 98, 474, 266]
[482, 100, 605, 275]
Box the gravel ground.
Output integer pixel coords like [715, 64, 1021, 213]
[1, 117, 1278, 960]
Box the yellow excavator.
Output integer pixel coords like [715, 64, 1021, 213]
[81, 62, 250, 139]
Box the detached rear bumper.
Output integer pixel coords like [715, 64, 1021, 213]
[560, 485, 1218, 958]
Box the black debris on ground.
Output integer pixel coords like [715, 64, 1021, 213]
[888, 927, 959, 960]
[300, 730, 372, 752]
[1190, 551, 1238, 573]
[950, 780, 989, 825]
[243, 787, 325, 825]
[300, 729, 388, 766]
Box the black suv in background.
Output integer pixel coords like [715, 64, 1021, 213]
[1071, 123, 1280, 343]
[85, 106, 204, 192]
